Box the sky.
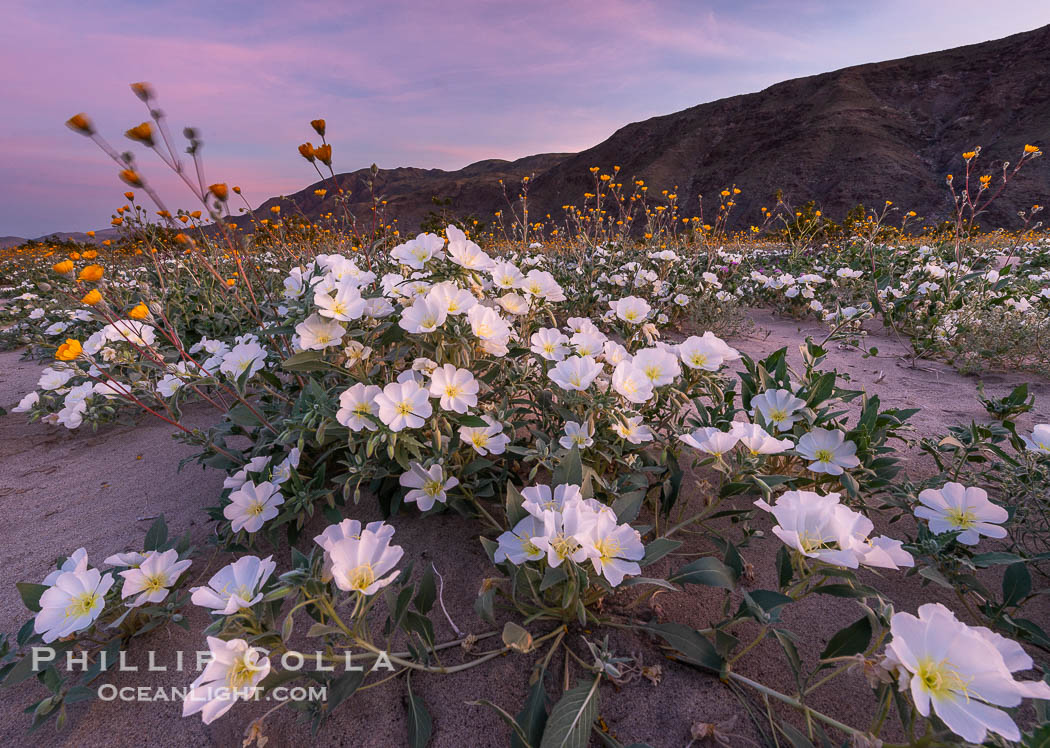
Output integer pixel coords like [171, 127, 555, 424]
[1, 0, 1047, 238]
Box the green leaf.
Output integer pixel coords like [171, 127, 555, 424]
[326, 669, 365, 716]
[973, 552, 1025, 567]
[640, 538, 681, 567]
[16, 583, 48, 613]
[1003, 562, 1032, 608]
[514, 668, 549, 748]
[458, 415, 489, 428]
[668, 557, 735, 590]
[538, 676, 600, 748]
[820, 616, 872, 661]
[143, 515, 168, 552]
[414, 566, 436, 615]
[611, 489, 646, 524]
[281, 350, 328, 372]
[552, 448, 583, 488]
[644, 623, 723, 673]
[406, 676, 432, 747]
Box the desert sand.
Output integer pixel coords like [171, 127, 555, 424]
[2, 309, 1048, 747]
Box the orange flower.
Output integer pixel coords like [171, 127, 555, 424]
[66, 113, 95, 135]
[298, 142, 316, 162]
[311, 119, 326, 137]
[209, 183, 229, 201]
[52, 259, 74, 275]
[314, 144, 332, 166]
[81, 289, 102, 305]
[128, 303, 149, 320]
[174, 233, 191, 244]
[55, 339, 82, 361]
[86, 231, 95, 237]
[1024, 144, 1040, 154]
[314, 189, 327, 197]
[125, 122, 154, 146]
[112, 217, 124, 226]
[226, 278, 237, 286]
[78, 264, 104, 282]
[270, 205, 281, 214]
[82, 250, 98, 259]
[130, 82, 155, 102]
[124, 191, 135, 200]
[119, 169, 143, 187]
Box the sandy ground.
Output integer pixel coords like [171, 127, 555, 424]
[1, 309, 1048, 747]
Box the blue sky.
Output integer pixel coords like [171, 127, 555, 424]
[1, 0, 1047, 237]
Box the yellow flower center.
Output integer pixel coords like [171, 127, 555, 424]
[769, 409, 787, 423]
[143, 573, 168, 594]
[226, 654, 259, 689]
[814, 449, 834, 463]
[946, 507, 978, 530]
[594, 538, 622, 563]
[396, 401, 413, 417]
[65, 591, 100, 619]
[550, 534, 579, 561]
[247, 500, 266, 517]
[423, 479, 443, 497]
[689, 353, 708, 367]
[345, 563, 375, 591]
[915, 657, 970, 699]
[471, 432, 489, 449]
[444, 384, 462, 399]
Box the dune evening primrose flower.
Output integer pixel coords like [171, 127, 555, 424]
[429, 364, 478, 413]
[42, 547, 90, 586]
[490, 260, 525, 290]
[400, 462, 459, 511]
[190, 555, 276, 615]
[530, 328, 571, 361]
[612, 415, 654, 444]
[375, 380, 432, 432]
[119, 549, 191, 607]
[336, 383, 382, 431]
[494, 515, 547, 564]
[884, 603, 1050, 744]
[182, 637, 271, 725]
[224, 481, 284, 533]
[631, 347, 681, 387]
[399, 296, 448, 333]
[34, 567, 114, 643]
[314, 279, 366, 321]
[295, 313, 345, 350]
[327, 527, 404, 595]
[219, 342, 267, 380]
[1021, 423, 1050, 454]
[679, 426, 739, 457]
[549, 355, 603, 391]
[914, 482, 1008, 545]
[560, 420, 594, 449]
[610, 295, 651, 324]
[459, 415, 510, 456]
[677, 332, 741, 371]
[314, 520, 395, 581]
[750, 388, 807, 432]
[578, 511, 645, 586]
[732, 423, 794, 455]
[427, 281, 478, 315]
[795, 428, 860, 475]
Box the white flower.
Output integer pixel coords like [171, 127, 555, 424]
[610, 295, 651, 324]
[223, 455, 270, 491]
[219, 342, 267, 380]
[314, 520, 395, 581]
[375, 380, 432, 431]
[467, 304, 512, 348]
[490, 260, 524, 290]
[884, 603, 1050, 744]
[314, 279, 366, 321]
[224, 481, 284, 533]
[400, 462, 459, 511]
[39, 367, 74, 390]
[295, 313, 345, 350]
[795, 428, 860, 475]
[271, 448, 301, 485]
[42, 547, 90, 586]
[530, 328, 571, 361]
[755, 490, 912, 570]
[104, 551, 147, 568]
[446, 226, 493, 269]
[494, 516, 546, 564]
[459, 415, 510, 455]
[1021, 423, 1050, 454]
[679, 427, 739, 457]
[399, 296, 448, 333]
[498, 292, 530, 315]
[732, 423, 794, 455]
[12, 391, 39, 413]
[521, 484, 584, 515]
[750, 389, 807, 432]
[612, 415, 653, 444]
[578, 511, 645, 586]
[914, 482, 1008, 545]
[119, 549, 191, 607]
[336, 383, 382, 431]
[429, 364, 478, 413]
[390, 232, 445, 269]
[182, 637, 271, 725]
[611, 361, 654, 403]
[530, 505, 592, 567]
[549, 355, 603, 391]
[677, 332, 740, 371]
[34, 567, 114, 643]
[190, 555, 276, 614]
[560, 421, 594, 449]
[327, 527, 404, 595]
[571, 332, 606, 357]
[631, 347, 681, 386]
[521, 269, 565, 301]
[427, 281, 477, 315]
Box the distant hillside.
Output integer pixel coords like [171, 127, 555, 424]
[0, 230, 119, 249]
[256, 24, 1048, 233]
